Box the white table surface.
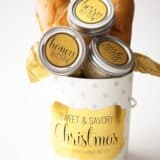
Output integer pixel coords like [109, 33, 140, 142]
[0, 0, 160, 159]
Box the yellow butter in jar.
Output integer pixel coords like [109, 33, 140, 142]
[67, 0, 115, 36]
[39, 27, 87, 76]
[83, 36, 134, 78]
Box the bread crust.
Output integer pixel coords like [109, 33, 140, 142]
[110, 0, 134, 45]
[35, 0, 69, 32]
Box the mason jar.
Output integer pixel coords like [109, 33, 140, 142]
[82, 36, 135, 78]
[67, 0, 115, 37]
[38, 26, 87, 76]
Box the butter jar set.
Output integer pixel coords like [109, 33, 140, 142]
[38, 0, 135, 78]
[39, 27, 134, 78]
[36, 0, 136, 160]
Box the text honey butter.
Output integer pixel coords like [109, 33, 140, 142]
[39, 27, 87, 76]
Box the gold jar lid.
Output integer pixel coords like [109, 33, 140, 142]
[68, 0, 115, 36]
[39, 27, 87, 76]
[89, 36, 134, 76]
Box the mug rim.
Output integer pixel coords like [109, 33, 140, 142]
[52, 71, 133, 81]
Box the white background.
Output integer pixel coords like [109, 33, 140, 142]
[0, 0, 160, 159]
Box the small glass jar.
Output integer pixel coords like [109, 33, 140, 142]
[38, 26, 87, 76]
[67, 0, 115, 37]
[83, 36, 134, 78]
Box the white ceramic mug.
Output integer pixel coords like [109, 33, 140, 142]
[50, 72, 136, 160]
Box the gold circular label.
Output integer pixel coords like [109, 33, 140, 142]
[98, 41, 128, 65]
[45, 33, 79, 67]
[75, 0, 108, 24]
